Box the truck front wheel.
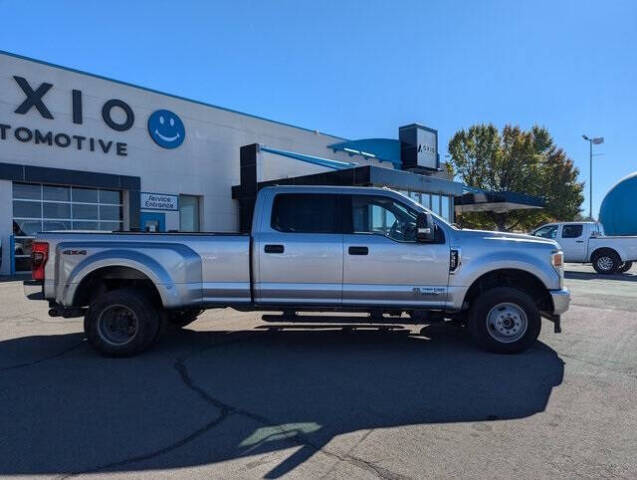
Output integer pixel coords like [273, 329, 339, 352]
[469, 287, 541, 354]
[84, 289, 161, 357]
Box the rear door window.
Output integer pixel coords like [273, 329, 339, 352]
[271, 193, 340, 233]
[562, 224, 583, 238]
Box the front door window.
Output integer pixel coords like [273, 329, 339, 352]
[352, 195, 419, 242]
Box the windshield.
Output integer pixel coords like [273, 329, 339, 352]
[532, 225, 558, 239]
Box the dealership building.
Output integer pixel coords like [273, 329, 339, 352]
[1, 50, 504, 275]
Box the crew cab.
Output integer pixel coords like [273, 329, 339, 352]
[532, 221, 637, 273]
[25, 186, 570, 356]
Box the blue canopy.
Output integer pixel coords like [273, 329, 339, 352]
[328, 139, 402, 167]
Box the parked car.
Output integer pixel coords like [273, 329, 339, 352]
[532, 221, 637, 273]
[25, 186, 569, 356]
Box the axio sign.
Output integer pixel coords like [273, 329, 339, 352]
[398, 123, 439, 171]
[0, 75, 186, 156]
[416, 127, 437, 169]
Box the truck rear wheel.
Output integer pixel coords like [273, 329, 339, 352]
[469, 287, 541, 354]
[84, 289, 161, 357]
[592, 251, 620, 274]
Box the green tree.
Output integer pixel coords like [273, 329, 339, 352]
[447, 124, 584, 231]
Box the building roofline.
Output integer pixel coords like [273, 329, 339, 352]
[0, 49, 347, 141]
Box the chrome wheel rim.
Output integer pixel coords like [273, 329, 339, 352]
[597, 256, 613, 271]
[97, 304, 139, 346]
[486, 302, 528, 344]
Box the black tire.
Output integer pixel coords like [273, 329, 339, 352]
[84, 289, 161, 357]
[617, 261, 633, 274]
[592, 250, 621, 274]
[168, 309, 202, 328]
[469, 287, 541, 354]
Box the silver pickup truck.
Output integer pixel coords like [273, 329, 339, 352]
[25, 185, 570, 356]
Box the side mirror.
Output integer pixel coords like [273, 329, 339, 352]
[416, 212, 435, 243]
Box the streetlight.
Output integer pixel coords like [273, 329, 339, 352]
[582, 134, 604, 220]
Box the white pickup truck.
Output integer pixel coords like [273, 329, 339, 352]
[532, 221, 637, 274]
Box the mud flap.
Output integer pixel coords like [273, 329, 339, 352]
[543, 313, 561, 333]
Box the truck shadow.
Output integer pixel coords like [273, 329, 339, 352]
[565, 270, 637, 282]
[0, 323, 564, 478]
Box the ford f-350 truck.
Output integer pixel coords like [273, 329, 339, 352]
[25, 186, 570, 356]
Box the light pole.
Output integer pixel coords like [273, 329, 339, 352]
[582, 134, 604, 220]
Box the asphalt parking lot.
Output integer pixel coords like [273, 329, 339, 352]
[0, 265, 635, 480]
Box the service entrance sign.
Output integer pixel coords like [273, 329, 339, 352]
[141, 192, 178, 211]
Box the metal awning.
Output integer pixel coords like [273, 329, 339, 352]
[232, 165, 463, 199]
[455, 190, 544, 214]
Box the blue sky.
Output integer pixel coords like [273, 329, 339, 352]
[1, 0, 635, 217]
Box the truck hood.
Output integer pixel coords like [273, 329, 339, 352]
[455, 228, 560, 248]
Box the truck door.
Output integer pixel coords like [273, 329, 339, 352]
[341, 194, 449, 308]
[558, 224, 586, 262]
[253, 193, 343, 305]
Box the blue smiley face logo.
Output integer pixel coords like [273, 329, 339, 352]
[148, 109, 185, 149]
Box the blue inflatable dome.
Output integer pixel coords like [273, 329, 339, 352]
[599, 172, 637, 236]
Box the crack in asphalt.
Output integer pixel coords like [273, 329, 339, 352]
[52, 413, 229, 480]
[52, 334, 242, 480]
[0, 341, 85, 373]
[172, 333, 412, 480]
[56, 331, 409, 480]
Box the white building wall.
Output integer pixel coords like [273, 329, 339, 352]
[1, 52, 422, 275]
[0, 52, 386, 238]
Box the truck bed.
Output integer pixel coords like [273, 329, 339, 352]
[37, 231, 252, 308]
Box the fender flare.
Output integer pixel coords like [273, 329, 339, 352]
[63, 249, 175, 307]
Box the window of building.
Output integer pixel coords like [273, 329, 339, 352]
[179, 195, 201, 232]
[401, 190, 454, 222]
[441, 195, 451, 222]
[562, 224, 583, 238]
[12, 182, 123, 273]
[431, 194, 441, 215]
[351, 195, 419, 242]
[271, 193, 339, 233]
